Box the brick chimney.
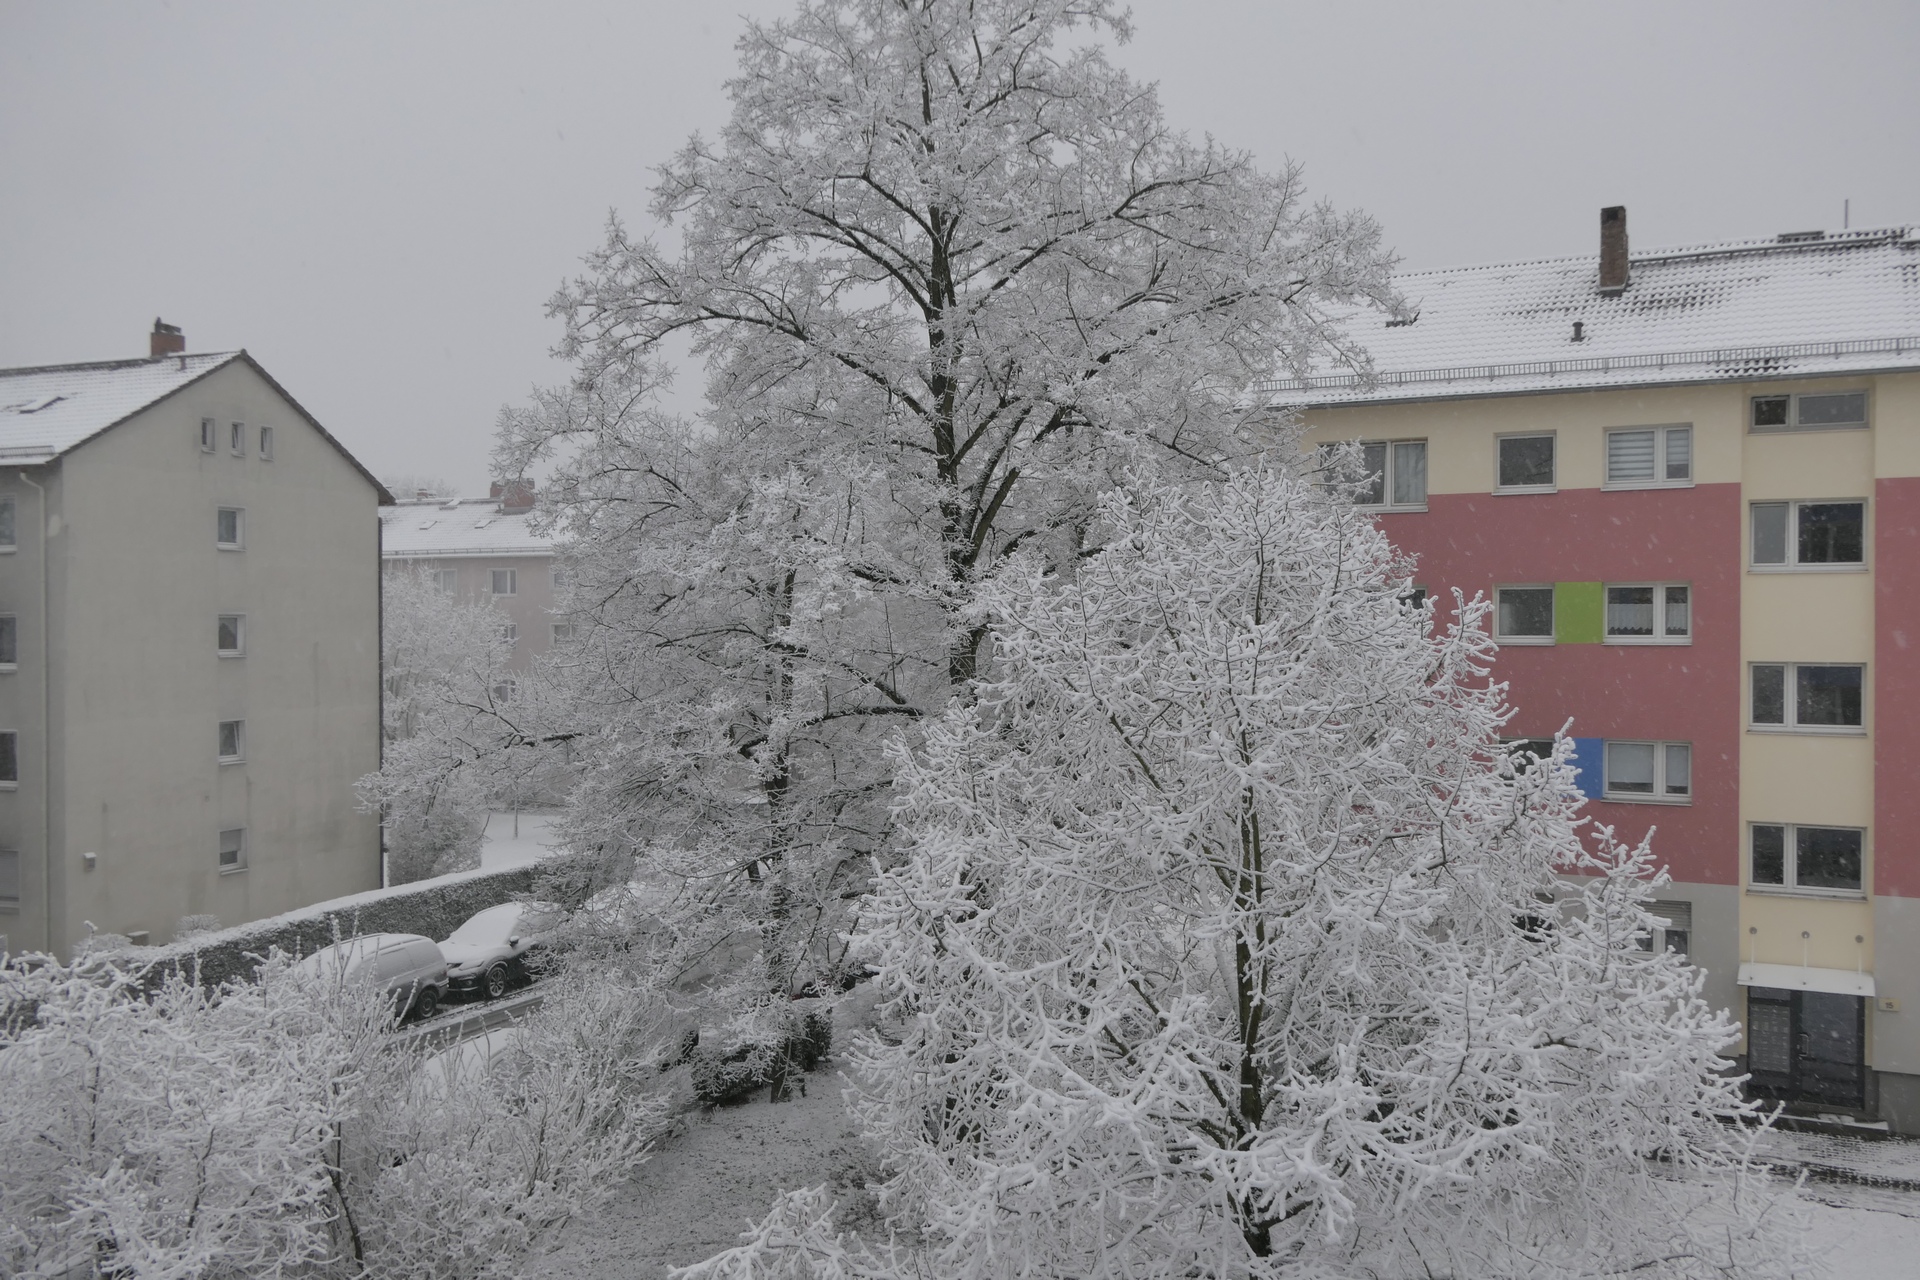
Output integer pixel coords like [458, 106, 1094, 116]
[150, 318, 185, 359]
[1598, 206, 1629, 295]
[497, 479, 535, 513]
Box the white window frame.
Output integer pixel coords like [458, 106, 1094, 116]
[1749, 499, 1867, 572]
[229, 421, 245, 456]
[0, 730, 16, 788]
[491, 677, 518, 704]
[1643, 900, 1692, 956]
[1749, 662, 1866, 735]
[216, 507, 245, 550]
[0, 847, 18, 906]
[218, 827, 247, 874]
[552, 621, 574, 644]
[217, 719, 246, 764]
[1352, 439, 1429, 511]
[0, 495, 16, 551]
[259, 425, 274, 460]
[433, 569, 458, 593]
[1748, 822, 1865, 898]
[1494, 432, 1557, 495]
[1494, 585, 1555, 645]
[1601, 740, 1692, 804]
[216, 614, 245, 657]
[199, 417, 217, 452]
[502, 623, 518, 646]
[1750, 390, 1869, 433]
[0, 614, 16, 670]
[551, 565, 569, 588]
[490, 568, 517, 597]
[1603, 583, 1690, 645]
[1602, 424, 1693, 490]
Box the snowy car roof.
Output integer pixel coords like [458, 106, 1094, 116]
[380, 498, 555, 559]
[0, 351, 392, 498]
[1263, 226, 1920, 407]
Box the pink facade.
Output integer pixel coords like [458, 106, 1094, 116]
[1876, 476, 1920, 899]
[1377, 482, 1742, 888]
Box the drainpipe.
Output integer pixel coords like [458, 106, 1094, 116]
[17, 471, 51, 953]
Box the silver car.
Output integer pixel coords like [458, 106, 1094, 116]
[292, 932, 452, 1022]
[439, 902, 562, 1001]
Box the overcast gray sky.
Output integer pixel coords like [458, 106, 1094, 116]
[4, 0, 1916, 494]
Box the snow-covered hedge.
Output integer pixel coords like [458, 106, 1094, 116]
[112, 863, 543, 991]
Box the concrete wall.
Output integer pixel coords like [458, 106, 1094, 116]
[22, 360, 382, 953]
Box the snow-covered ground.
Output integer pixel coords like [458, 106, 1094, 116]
[478, 809, 562, 870]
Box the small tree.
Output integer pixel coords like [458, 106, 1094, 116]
[687, 465, 1806, 1280]
[362, 566, 519, 882]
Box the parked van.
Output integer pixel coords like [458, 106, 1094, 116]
[292, 933, 452, 1023]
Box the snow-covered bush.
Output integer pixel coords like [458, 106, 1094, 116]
[685, 466, 1808, 1280]
[0, 951, 669, 1279]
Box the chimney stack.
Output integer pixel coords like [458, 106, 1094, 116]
[1598, 206, 1629, 295]
[149, 318, 185, 359]
[498, 479, 535, 514]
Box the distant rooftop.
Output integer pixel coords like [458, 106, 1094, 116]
[1263, 224, 1920, 406]
[380, 496, 554, 559]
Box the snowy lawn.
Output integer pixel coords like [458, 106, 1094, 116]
[477, 809, 562, 870]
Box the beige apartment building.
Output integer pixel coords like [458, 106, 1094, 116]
[0, 325, 389, 955]
[378, 481, 562, 675]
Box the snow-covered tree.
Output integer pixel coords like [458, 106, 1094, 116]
[686, 465, 1806, 1280]
[361, 566, 520, 882]
[494, 0, 1397, 1013]
[0, 952, 668, 1279]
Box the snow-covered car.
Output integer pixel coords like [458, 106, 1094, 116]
[439, 901, 563, 1000]
[292, 933, 451, 1022]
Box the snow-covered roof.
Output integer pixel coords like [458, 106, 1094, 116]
[380, 498, 554, 559]
[0, 350, 392, 498]
[1264, 225, 1920, 407]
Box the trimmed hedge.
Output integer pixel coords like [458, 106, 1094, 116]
[121, 863, 542, 992]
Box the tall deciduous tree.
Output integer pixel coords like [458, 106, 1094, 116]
[496, 0, 1396, 1002]
[686, 466, 1805, 1280]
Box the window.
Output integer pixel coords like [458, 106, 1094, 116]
[552, 565, 569, 588]
[0, 731, 16, 786]
[0, 615, 15, 668]
[1752, 391, 1867, 432]
[1496, 434, 1555, 492]
[490, 568, 517, 596]
[259, 426, 274, 460]
[502, 623, 518, 646]
[218, 719, 245, 763]
[229, 421, 245, 456]
[433, 569, 457, 593]
[1751, 663, 1864, 731]
[1751, 824, 1863, 894]
[200, 417, 217, 452]
[1603, 741, 1691, 802]
[1605, 425, 1692, 487]
[1750, 500, 1864, 568]
[0, 496, 14, 549]
[1495, 586, 1554, 643]
[552, 621, 575, 644]
[1636, 900, 1692, 955]
[0, 848, 17, 905]
[1605, 584, 1689, 642]
[491, 677, 518, 703]
[1352, 440, 1428, 508]
[1502, 738, 1557, 774]
[218, 827, 247, 873]
[217, 615, 244, 656]
[216, 507, 244, 549]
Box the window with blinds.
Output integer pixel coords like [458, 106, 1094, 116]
[1606, 424, 1692, 487]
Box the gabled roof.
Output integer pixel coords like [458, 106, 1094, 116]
[379, 498, 555, 559]
[1263, 226, 1920, 407]
[0, 350, 393, 501]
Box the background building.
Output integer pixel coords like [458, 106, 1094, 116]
[0, 323, 389, 955]
[378, 480, 561, 674]
[1279, 211, 1920, 1130]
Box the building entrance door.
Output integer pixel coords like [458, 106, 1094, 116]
[1746, 987, 1866, 1110]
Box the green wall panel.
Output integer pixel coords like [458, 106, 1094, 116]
[1555, 581, 1604, 644]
